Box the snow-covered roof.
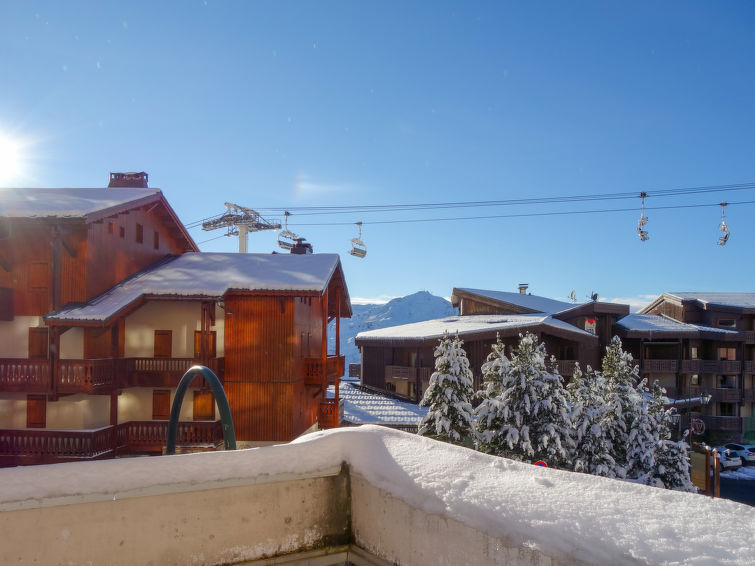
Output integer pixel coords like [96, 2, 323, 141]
[0, 426, 751, 565]
[617, 313, 741, 338]
[454, 287, 575, 314]
[328, 379, 427, 426]
[665, 292, 755, 311]
[47, 253, 343, 323]
[0, 188, 163, 221]
[355, 314, 596, 345]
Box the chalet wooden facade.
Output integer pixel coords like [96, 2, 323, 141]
[354, 285, 619, 403]
[0, 175, 351, 466]
[617, 293, 755, 441]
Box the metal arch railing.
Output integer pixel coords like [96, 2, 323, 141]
[166, 365, 236, 455]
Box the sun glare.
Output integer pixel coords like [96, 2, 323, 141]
[0, 133, 24, 186]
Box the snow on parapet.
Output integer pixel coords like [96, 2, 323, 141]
[47, 253, 342, 322]
[0, 426, 750, 565]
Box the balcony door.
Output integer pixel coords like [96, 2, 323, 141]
[193, 391, 215, 421]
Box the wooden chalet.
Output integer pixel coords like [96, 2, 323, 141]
[355, 285, 629, 403]
[615, 293, 755, 440]
[0, 174, 351, 466]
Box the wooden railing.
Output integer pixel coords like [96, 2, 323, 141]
[58, 359, 117, 394]
[640, 359, 678, 373]
[680, 360, 742, 374]
[556, 360, 578, 376]
[701, 415, 743, 433]
[319, 398, 343, 429]
[0, 359, 50, 392]
[691, 387, 743, 403]
[744, 389, 755, 402]
[0, 357, 225, 393]
[303, 355, 345, 386]
[745, 331, 755, 344]
[0, 420, 224, 467]
[744, 361, 755, 374]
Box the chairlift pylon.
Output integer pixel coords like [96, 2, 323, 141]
[349, 221, 367, 258]
[278, 211, 300, 251]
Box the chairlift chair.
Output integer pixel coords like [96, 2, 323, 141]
[349, 221, 367, 258]
[277, 211, 299, 251]
[717, 202, 730, 246]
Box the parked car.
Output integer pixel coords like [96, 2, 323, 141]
[714, 447, 743, 470]
[722, 443, 755, 465]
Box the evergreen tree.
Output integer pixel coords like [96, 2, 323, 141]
[625, 378, 658, 482]
[478, 333, 573, 467]
[475, 336, 511, 455]
[600, 336, 641, 477]
[418, 331, 475, 445]
[654, 433, 696, 492]
[566, 364, 617, 477]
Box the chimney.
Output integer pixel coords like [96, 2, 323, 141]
[108, 172, 149, 188]
[290, 237, 313, 255]
[518, 283, 528, 295]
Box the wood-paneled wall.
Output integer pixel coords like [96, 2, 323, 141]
[223, 293, 325, 441]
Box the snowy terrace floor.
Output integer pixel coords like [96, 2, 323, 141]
[0, 426, 753, 566]
[328, 378, 427, 430]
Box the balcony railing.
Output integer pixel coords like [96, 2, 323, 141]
[745, 331, 755, 344]
[303, 355, 345, 386]
[679, 360, 742, 374]
[640, 359, 678, 373]
[319, 398, 344, 429]
[0, 420, 223, 467]
[690, 387, 743, 403]
[700, 415, 743, 433]
[744, 361, 755, 374]
[0, 357, 225, 394]
[0, 359, 50, 393]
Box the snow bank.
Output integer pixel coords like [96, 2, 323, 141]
[1, 426, 752, 565]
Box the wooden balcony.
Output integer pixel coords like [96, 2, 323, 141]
[744, 361, 755, 374]
[700, 415, 743, 433]
[318, 398, 344, 429]
[556, 360, 578, 377]
[745, 331, 755, 344]
[691, 387, 743, 403]
[0, 357, 225, 394]
[303, 355, 345, 386]
[640, 359, 678, 373]
[0, 359, 50, 393]
[0, 420, 223, 467]
[744, 389, 755, 402]
[680, 360, 742, 374]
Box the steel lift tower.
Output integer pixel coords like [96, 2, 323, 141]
[202, 202, 281, 253]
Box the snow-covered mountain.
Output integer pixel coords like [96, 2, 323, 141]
[328, 291, 456, 372]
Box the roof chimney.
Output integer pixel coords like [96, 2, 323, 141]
[108, 172, 149, 188]
[290, 237, 313, 255]
[518, 283, 528, 295]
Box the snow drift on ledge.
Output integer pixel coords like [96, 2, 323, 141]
[0, 426, 752, 565]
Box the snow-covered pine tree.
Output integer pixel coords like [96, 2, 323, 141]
[654, 433, 696, 492]
[625, 378, 659, 482]
[600, 336, 642, 477]
[418, 331, 475, 446]
[480, 333, 573, 467]
[566, 364, 617, 477]
[475, 335, 511, 455]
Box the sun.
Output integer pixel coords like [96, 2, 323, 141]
[0, 132, 24, 186]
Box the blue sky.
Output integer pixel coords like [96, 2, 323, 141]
[1, 1, 754, 307]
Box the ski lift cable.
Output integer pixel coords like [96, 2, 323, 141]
[282, 199, 755, 227]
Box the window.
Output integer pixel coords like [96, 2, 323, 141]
[26, 395, 46, 428]
[108, 222, 114, 234]
[119, 226, 125, 238]
[28, 328, 49, 359]
[136, 223, 144, 244]
[153, 231, 160, 250]
[718, 375, 737, 389]
[152, 390, 171, 420]
[193, 331, 217, 358]
[0, 287, 12, 321]
[717, 318, 736, 328]
[689, 346, 699, 360]
[154, 330, 172, 358]
[193, 391, 215, 421]
[718, 347, 737, 361]
[719, 402, 736, 417]
[690, 374, 699, 386]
